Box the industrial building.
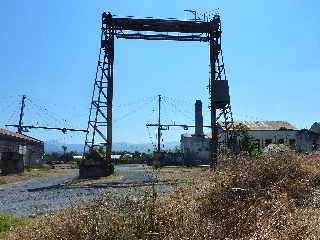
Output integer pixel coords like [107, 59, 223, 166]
[180, 100, 298, 164]
[180, 100, 211, 165]
[234, 121, 297, 148]
[0, 128, 44, 174]
[296, 122, 320, 152]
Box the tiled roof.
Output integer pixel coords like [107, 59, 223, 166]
[0, 128, 43, 144]
[181, 121, 297, 139]
[234, 121, 297, 131]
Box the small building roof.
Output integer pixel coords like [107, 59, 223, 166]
[0, 128, 43, 144]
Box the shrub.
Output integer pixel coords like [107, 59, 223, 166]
[0, 214, 27, 235]
[0, 178, 7, 185]
[7, 153, 320, 240]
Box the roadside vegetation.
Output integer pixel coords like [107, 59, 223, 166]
[0, 214, 28, 238]
[157, 166, 207, 183]
[5, 152, 320, 239]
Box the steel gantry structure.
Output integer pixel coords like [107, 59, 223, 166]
[84, 12, 233, 170]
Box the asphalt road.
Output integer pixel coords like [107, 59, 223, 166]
[0, 164, 162, 217]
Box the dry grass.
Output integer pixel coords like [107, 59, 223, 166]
[157, 166, 208, 183]
[5, 153, 320, 240]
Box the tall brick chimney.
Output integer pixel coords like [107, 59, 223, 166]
[195, 100, 204, 136]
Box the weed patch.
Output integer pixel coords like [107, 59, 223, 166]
[6, 153, 320, 239]
[0, 178, 6, 185]
[0, 214, 28, 238]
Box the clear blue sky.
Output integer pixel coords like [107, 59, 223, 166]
[0, 0, 319, 145]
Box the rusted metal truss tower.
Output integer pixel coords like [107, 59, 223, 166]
[84, 12, 234, 168]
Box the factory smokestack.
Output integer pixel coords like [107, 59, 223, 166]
[195, 100, 204, 136]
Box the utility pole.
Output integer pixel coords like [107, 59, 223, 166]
[6, 95, 88, 134]
[17, 95, 26, 134]
[147, 96, 213, 153]
[157, 94, 161, 153]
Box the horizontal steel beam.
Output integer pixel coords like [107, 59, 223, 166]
[103, 12, 219, 34]
[115, 33, 210, 42]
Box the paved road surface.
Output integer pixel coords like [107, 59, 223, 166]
[0, 164, 158, 217]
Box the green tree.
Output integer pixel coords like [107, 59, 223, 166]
[234, 123, 260, 157]
[173, 146, 183, 154]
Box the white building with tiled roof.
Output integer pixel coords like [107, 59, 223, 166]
[233, 121, 297, 148]
[180, 101, 298, 165]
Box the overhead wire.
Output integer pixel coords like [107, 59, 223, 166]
[26, 98, 72, 128]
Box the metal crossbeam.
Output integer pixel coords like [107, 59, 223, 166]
[103, 15, 212, 34]
[115, 33, 209, 42]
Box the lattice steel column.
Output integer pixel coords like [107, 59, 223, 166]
[209, 16, 220, 169]
[209, 15, 234, 169]
[83, 12, 114, 164]
[104, 13, 114, 163]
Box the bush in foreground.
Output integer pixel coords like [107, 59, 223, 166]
[0, 214, 28, 237]
[6, 153, 320, 239]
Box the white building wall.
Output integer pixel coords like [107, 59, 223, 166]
[181, 130, 298, 164]
[248, 130, 297, 148]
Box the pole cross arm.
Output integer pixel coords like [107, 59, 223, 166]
[5, 124, 88, 134]
[146, 123, 212, 130]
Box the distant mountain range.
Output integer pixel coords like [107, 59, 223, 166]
[44, 140, 180, 154]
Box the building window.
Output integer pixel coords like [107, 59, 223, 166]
[265, 139, 272, 146]
[278, 139, 284, 144]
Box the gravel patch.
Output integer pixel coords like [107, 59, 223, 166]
[0, 164, 173, 217]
